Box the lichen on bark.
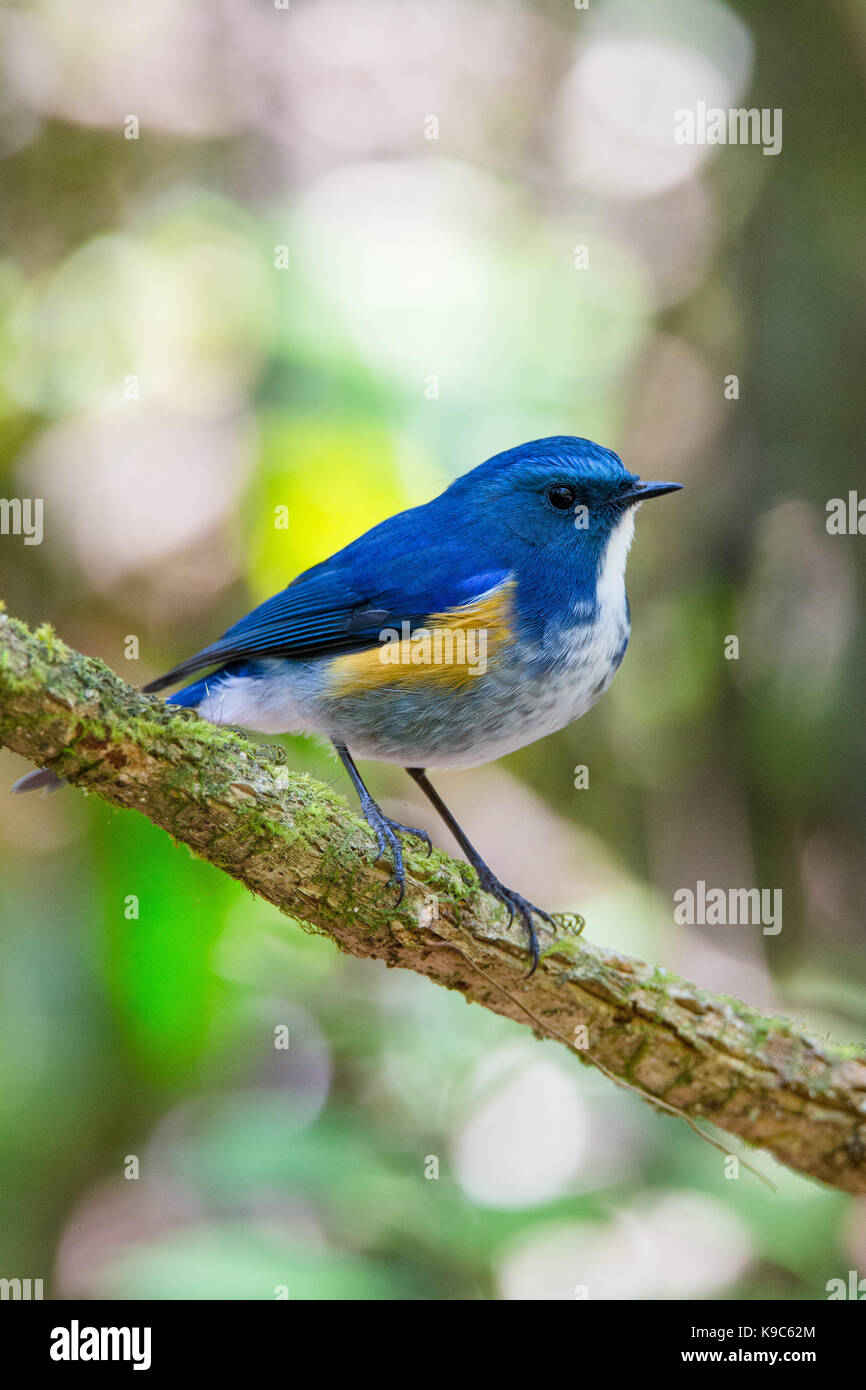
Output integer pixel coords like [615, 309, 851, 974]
[3, 609, 866, 1193]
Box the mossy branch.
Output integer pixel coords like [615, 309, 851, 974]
[2, 609, 866, 1193]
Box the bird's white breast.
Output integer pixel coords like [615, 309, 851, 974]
[597, 508, 635, 615]
[558, 507, 632, 689]
[436, 511, 635, 766]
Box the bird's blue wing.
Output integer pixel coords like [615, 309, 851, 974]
[143, 518, 510, 694]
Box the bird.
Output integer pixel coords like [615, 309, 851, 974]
[13, 436, 681, 972]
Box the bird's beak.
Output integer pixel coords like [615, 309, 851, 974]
[619, 480, 683, 504]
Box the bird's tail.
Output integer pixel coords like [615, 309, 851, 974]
[11, 664, 240, 795]
[11, 767, 66, 795]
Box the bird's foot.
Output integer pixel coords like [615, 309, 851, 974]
[359, 795, 432, 906]
[476, 868, 556, 977]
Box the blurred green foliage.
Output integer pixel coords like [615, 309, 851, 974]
[0, 0, 864, 1300]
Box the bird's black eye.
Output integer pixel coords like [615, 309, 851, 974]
[546, 485, 577, 512]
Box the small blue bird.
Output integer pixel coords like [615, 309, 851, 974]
[15, 436, 680, 971]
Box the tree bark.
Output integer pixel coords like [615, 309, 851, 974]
[3, 608, 866, 1193]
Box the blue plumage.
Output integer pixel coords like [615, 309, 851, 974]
[18, 435, 682, 973]
[146, 436, 636, 699]
[166, 661, 263, 710]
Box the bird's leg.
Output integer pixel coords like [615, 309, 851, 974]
[333, 742, 432, 906]
[405, 767, 554, 975]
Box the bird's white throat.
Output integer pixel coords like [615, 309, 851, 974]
[597, 508, 635, 611]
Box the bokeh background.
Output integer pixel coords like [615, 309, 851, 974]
[1, 0, 865, 1301]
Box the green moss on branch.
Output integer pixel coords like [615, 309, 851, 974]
[3, 609, 866, 1193]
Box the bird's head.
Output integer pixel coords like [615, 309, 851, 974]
[457, 437, 681, 557]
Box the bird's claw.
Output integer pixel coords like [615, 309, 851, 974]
[476, 869, 556, 977]
[359, 797, 431, 906]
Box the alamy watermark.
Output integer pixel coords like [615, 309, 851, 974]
[674, 103, 782, 157]
[378, 622, 488, 675]
[674, 880, 782, 935]
[826, 492, 866, 534]
[827, 1270, 866, 1299]
[0, 497, 43, 545]
[50, 1321, 151, 1370]
[0, 1276, 43, 1299]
